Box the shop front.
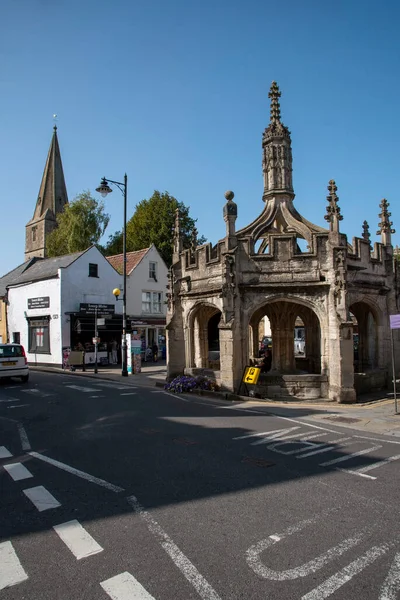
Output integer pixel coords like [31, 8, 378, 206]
[130, 318, 166, 362]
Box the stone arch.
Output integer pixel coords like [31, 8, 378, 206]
[187, 302, 222, 369]
[349, 300, 379, 371]
[248, 296, 322, 374]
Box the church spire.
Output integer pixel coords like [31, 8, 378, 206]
[33, 125, 68, 220]
[25, 126, 68, 260]
[262, 82, 293, 200]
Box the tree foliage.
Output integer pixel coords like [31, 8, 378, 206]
[103, 191, 206, 266]
[47, 192, 110, 257]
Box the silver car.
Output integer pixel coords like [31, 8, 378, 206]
[0, 344, 29, 383]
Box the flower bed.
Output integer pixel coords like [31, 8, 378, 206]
[164, 375, 219, 393]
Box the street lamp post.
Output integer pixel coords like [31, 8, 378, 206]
[96, 175, 128, 377]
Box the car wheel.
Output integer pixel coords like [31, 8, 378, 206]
[20, 374, 29, 383]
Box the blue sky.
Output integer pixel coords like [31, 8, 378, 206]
[1, 0, 400, 277]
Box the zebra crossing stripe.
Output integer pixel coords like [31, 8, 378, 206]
[0, 541, 28, 590]
[0, 446, 12, 459]
[53, 520, 103, 560]
[23, 485, 61, 511]
[100, 572, 156, 599]
[3, 463, 33, 481]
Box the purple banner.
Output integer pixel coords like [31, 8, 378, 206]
[390, 314, 400, 330]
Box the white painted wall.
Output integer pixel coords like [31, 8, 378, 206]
[125, 245, 168, 317]
[7, 278, 62, 364]
[7, 247, 122, 365]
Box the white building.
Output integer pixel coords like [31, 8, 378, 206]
[106, 245, 168, 358]
[5, 246, 122, 366]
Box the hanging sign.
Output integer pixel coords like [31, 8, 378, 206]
[390, 314, 400, 329]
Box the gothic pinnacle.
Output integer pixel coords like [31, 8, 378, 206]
[268, 81, 281, 123]
[324, 179, 343, 233]
[377, 198, 395, 245]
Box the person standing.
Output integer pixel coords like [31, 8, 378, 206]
[111, 338, 118, 364]
[152, 342, 158, 362]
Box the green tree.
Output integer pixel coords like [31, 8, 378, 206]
[103, 191, 206, 266]
[47, 192, 110, 257]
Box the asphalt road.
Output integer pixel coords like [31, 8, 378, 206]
[1, 371, 400, 599]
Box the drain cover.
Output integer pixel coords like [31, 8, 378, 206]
[242, 456, 275, 468]
[324, 416, 361, 424]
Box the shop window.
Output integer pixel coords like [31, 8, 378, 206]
[28, 318, 50, 353]
[149, 262, 157, 281]
[89, 263, 98, 277]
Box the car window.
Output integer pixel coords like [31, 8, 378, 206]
[0, 345, 23, 358]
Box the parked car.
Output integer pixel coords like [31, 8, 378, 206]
[0, 344, 29, 382]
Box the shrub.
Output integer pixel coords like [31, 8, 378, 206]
[164, 375, 219, 393]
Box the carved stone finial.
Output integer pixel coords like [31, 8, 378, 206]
[362, 220, 371, 247]
[172, 207, 182, 257]
[224, 190, 234, 201]
[377, 199, 395, 244]
[191, 227, 198, 253]
[324, 179, 343, 233]
[268, 81, 281, 124]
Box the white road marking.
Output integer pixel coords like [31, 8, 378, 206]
[65, 385, 98, 392]
[337, 468, 377, 480]
[53, 520, 103, 560]
[302, 540, 396, 599]
[23, 485, 61, 511]
[21, 389, 52, 397]
[246, 509, 361, 580]
[7, 405, 30, 409]
[0, 541, 28, 590]
[263, 432, 329, 453]
[94, 383, 137, 390]
[127, 495, 222, 600]
[234, 427, 300, 441]
[355, 434, 400, 445]
[296, 438, 354, 458]
[21, 388, 39, 393]
[0, 398, 20, 403]
[120, 392, 137, 396]
[379, 551, 400, 599]
[89, 395, 101, 398]
[350, 453, 400, 474]
[3, 463, 33, 481]
[29, 451, 124, 493]
[101, 572, 155, 599]
[17, 423, 31, 450]
[0, 446, 12, 458]
[320, 445, 381, 467]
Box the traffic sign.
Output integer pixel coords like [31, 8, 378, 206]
[243, 366, 261, 385]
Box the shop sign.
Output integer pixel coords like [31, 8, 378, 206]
[80, 303, 115, 315]
[28, 296, 50, 309]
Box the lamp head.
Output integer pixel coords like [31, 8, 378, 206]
[113, 287, 121, 300]
[96, 177, 113, 198]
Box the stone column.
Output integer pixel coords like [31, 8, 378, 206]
[328, 320, 356, 403]
[219, 322, 244, 393]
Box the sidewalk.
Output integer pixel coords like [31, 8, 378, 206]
[30, 360, 167, 388]
[30, 362, 400, 437]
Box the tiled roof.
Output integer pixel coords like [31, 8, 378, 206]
[106, 248, 149, 275]
[5, 251, 86, 287]
[0, 259, 38, 296]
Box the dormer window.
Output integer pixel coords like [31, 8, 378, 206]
[149, 262, 157, 282]
[89, 263, 98, 277]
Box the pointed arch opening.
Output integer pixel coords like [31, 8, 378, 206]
[349, 303, 378, 372]
[188, 304, 222, 370]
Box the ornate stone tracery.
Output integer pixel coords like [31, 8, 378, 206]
[167, 82, 398, 403]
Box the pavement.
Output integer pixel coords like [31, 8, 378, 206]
[29, 360, 400, 437]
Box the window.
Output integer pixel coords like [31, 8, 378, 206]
[12, 332, 20, 344]
[28, 318, 50, 353]
[142, 292, 162, 314]
[149, 262, 157, 281]
[89, 263, 98, 277]
[0, 345, 23, 358]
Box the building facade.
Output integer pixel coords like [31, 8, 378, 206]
[167, 82, 400, 402]
[106, 245, 168, 358]
[6, 246, 122, 366]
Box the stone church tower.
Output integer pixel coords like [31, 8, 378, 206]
[25, 126, 68, 260]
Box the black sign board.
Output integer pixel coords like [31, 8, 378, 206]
[28, 296, 50, 309]
[79, 303, 115, 315]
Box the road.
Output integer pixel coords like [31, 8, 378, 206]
[1, 371, 400, 599]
